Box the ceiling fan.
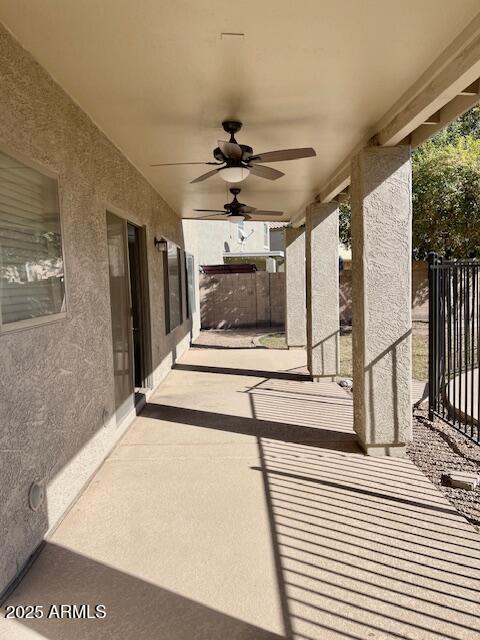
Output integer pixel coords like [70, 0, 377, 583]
[150, 121, 316, 184]
[188, 187, 283, 221]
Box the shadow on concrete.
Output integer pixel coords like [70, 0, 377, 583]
[252, 465, 460, 518]
[190, 343, 267, 350]
[173, 363, 311, 381]
[255, 436, 480, 640]
[239, 376, 353, 433]
[142, 403, 359, 452]
[5, 353, 480, 640]
[4, 543, 284, 640]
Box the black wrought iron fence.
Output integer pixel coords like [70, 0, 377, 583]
[428, 253, 480, 444]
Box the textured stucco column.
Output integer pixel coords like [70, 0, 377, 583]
[284, 227, 306, 347]
[351, 145, 412, 457]
[306, 202, 339, 379]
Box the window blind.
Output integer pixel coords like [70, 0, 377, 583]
[0, 151, 65, 326]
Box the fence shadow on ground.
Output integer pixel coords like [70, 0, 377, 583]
[254, 430, 480, 640]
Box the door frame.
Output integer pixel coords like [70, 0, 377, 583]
[106, 205, 153, 396]
[128, 222, 153, 390]
[106, 209, 135, 420]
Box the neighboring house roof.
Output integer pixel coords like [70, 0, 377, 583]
[223, 251, 284, 258]
[269, 222, 288, 230]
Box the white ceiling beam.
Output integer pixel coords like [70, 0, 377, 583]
[410, 90, 480, 147]
[422, 110, 442, 125]
[292, 12, 480, 218]
[376, 41, 480, 145]
[459, 79, 480, 95]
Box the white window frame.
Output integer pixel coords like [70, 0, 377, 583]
[163, 237, 184, 333]
[237, 219, 245, 244]
[263, 223, 269, 249]
[0, 145, 69, 334]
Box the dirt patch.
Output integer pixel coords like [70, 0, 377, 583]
[193, 329, 268, 349]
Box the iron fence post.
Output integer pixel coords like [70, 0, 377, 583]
[427, 253, 479, 443]
[428, 252, 437, 421]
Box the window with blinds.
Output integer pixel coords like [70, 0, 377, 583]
[0, 150, 65, 328]
[185, 252, 195, 319]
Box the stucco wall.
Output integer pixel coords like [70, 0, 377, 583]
[182, 219, 230, 266]
[183, 219, 270, 267]
[0, 24, 200, 594]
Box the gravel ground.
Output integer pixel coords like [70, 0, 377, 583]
[407, 409, 480, 529]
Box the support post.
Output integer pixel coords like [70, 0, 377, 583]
[351, 145, 412, 456]
[284, 226, 306, 347]
[427, 252, 437, 421]
[306, 202, 339, 380]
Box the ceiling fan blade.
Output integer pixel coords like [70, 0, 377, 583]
[250, 210, 284, 216]
[238, 206, 256, 213]
[184, 212, 227, 219]
[248, 164, 285, 180]
[150, 161, 219, 167]
[218, 140, 243, 160]
[193, 209, 226, 213]
[250, 148, 316, 163]
[190, 168, 220, 184]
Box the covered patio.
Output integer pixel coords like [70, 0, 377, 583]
[2, 2, 480, 633]
[3, 347, 479, 640]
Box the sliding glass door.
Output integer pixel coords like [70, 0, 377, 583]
[106, 211, 134, 422]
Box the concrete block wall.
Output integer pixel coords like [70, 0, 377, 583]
[340, 260, 428, 327]
[269, 273, 285, 327]
[200, 262, 426, 333]
[200, 272, 285, 329]
[411, 261, 429, 322]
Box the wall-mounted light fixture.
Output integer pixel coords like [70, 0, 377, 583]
[154, 237, 168, 252]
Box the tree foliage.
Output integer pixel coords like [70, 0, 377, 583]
[338, 105, 480, 258]
[339, 202, 351, 249]
[412, 136, 480, 258]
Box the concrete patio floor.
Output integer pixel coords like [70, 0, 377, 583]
[1, 348, 479, 640]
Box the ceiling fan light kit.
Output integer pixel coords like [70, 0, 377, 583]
[219, 166, 250, 183]
[150, 120, 316, 187]
[191, 187, 284, 222]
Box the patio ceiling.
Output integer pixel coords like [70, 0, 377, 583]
[0, 1, 480, 222]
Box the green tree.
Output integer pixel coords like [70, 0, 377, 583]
[338, 105, 480, 258]
[339, 202, 352, 249]
[428, 105, 480, 146]
[412, 136, 480, 258]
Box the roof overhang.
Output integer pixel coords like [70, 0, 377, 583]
[0, 2, 479, 225]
